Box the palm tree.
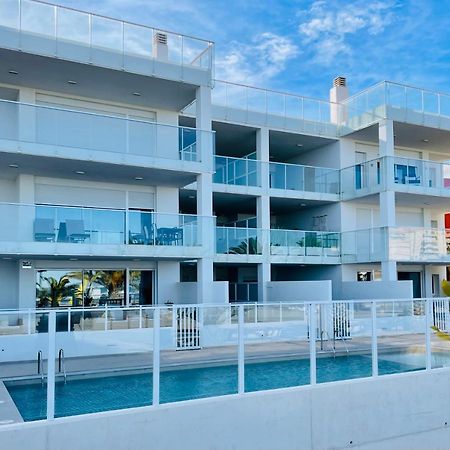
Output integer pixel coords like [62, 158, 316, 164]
[36, 275, 74, 308]
[228, 237, 259, 255]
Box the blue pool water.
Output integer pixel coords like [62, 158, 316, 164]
[6, 354, 426, 422]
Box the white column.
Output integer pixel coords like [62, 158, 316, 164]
[258, 263, 271, 303]
[379, 119, 395, 189]
[379, 119, 396, 281]
[256, 127, 270, 303]
[196, 85, 214, 304]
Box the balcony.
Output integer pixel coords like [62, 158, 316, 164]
[341, 226, 450, 263]
[270, 229, 340, 263]
[389, 227, 450, 263]
[213, 156, 261, 187]
[341, 156, 450, 200]
[0, 203, 214, 258]
[0, 0, 213, 94]
[215, 226, 340, 263]
[342, 81, 450, 133]
[269, 161, 340, 198]
[0, 99, 215, 182]
[216, 227, 263, 258]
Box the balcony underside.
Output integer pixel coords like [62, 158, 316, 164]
[0, 151, 200, 187]
[0, 47, 201, 111]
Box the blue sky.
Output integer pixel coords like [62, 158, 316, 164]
[56, 0, 450, 100]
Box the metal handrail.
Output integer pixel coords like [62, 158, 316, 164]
[319, 330, 336, 356]
[37, 350, 44, 385]
[58, 349, 67, 384]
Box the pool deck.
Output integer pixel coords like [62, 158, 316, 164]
[0, 382, 23, 425]
[2, 333, 447, 380]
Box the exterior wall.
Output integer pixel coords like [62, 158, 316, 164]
[266, 280, 332, 302]
[2, 368, 450, 450]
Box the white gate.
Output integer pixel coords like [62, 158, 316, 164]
[333, 302, 352, 339]
[176, 306, 201, 350]
[432, 299, 449, 332]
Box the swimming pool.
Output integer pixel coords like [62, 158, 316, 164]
[5, 352, 431, 422]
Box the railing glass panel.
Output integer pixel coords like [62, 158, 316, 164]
[0, 99, 212, 162]
[214, 156, 261, 186]
[270, 229, 340, 257]
[216, 227, 262, 255]
[0, 0, 213, 71]
[0, 203, 208, 248]
[269, 162, 340, 194]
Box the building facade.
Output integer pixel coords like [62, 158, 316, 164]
[0, 1, 449, 309]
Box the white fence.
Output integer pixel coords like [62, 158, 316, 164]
[1, 298, 450, 423]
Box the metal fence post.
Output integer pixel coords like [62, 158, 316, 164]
[309, 303, 317, 385]
[425, 299, 432, 370]
[371, 301, 378, 377]
[238, 304, 245, 394]
[153, 307, 161, 406]
[47, 310, 56, 420]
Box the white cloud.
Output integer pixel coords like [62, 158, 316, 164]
[215, 32, 299, 85]
[299, 1, 398, 65]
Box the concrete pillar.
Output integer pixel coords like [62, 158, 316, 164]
[258, 263, 271, 303]
[195, 85, 214, 304]
[378, 119, 396, 281]
[380, 186, 396, 281]
[256, 127, 270, 303]
[157, 261, 179, 305]
[379, 119, 395, 189]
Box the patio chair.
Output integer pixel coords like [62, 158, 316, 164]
[33, 218, 55, 242]
[157, 227, 183, 245]
[65, 219, 90, 243]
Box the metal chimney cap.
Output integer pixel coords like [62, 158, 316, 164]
[333, 76, 346, 87]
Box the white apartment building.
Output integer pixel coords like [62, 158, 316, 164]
[0, 0, 449, 311]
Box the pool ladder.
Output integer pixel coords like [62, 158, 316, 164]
[320, 330, 336, 357]
[37, 350, 44, 385]
[58, 349, 67, 384]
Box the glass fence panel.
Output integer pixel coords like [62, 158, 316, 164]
[160, 305, 238, 403]
[1, 310, 50, 423]
[244, 303, 309, 392]
[430, 298, 450, 369]
[377, 300, 426, 376]
[316, 301, 373, 383]
[213, 156, 260, 186]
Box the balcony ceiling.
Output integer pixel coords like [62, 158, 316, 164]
[0, 48, 197, 112]
[270, 197, 335, 214]
[269, 131, 337, 162]
[0, 152, 197, 187]
[347, 121, 450, 154]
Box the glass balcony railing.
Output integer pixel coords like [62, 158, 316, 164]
[270, 229, 340, 257]
[209, 80, 340, 137]
[341, 228, 387, 263]
[389, 227, 450, 262]
[0, 203, 211, 248]
[341, 81, 450, 132]
[269, 162, 340, 194]
[340, 158, 384, 199]
[0, 0, 213, 71]
[341, 156, 450, 199]
[391, 156, 450, 191]
[214, 156, 261, 186]
[216, 227, 262, 255]
[0, 99, 214, 162]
